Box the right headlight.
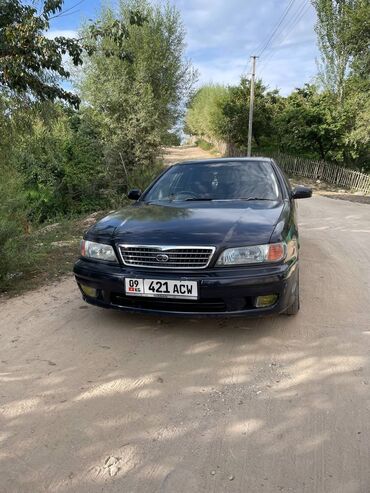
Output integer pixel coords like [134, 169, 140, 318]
[81, 240, 118, 262]
[216, 242, 286, 266]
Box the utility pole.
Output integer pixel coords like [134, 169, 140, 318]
[247, 55, 257, 157]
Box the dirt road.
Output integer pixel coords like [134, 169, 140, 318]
[1, 148, 370, 493]
[162, 144, 218, 166]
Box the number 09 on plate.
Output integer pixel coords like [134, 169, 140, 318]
[125, 278, 198, 300]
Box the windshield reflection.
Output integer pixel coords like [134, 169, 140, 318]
[144, 161, 281, 203]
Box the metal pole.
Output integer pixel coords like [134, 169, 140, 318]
[247, 56, 257, 157]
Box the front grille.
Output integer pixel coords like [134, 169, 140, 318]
[118, 245, 215, 269]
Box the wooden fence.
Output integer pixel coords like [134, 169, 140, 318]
[222, 143, 370, 194]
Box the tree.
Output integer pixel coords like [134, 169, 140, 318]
[312, 0, 370, 101]
[0, 0, 145, 107]
[121, 0, 197, 136]
[11, 105, 109, 220]
[218, 78, 280, 151]
[185, 84, 228, 141]
[79, 0, 196, 189]
[341, 0, 370, 78]
[275, 83, 368, 165]
[185, 79, 281, 152]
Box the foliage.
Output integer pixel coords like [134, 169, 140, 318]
[275, 85, 348, 161]
[161, 131, 181, 146]
[121, 0, 197, 136]
[8, 105, 107, 221]
[186, 77, 368, 170]
[195, 139, 214, 151]
[217, 79, 282, 151]
[79, 0, 195, 189]
[312, 0, 370, 100]
[185, 80, 282, 153]
[185, 84, 228, 141]
[0, 0, 194, 291]
[0, 164, 28, 288]
[0, 0, 145, 106]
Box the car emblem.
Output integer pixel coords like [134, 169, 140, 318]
[156, 254, 169, 262]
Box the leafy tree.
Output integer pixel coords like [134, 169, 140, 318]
[79, 0, 195, 190]
[276, 85, 342, 160]
[121, 0, 197, 136]
[218, 78, 281, 151]
[313, 0, 370, 100]
[0, 164, 28, 287]
[0, 0, 145, 106]
[9, 104, 107, 220]
[311, 0, 369, 167]
[185, 79, 281, 153]
[185, 84, 228, 141]
[341, 0, 370, 78]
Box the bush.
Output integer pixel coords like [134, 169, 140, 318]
[0, 167, 29, 290]
[195, 139, 213, 151]
[13, 106, 108, 222]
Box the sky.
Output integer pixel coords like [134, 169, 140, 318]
[49, 0, 320, 95]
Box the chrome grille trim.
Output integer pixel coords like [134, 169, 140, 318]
[118, 244, 216, 269]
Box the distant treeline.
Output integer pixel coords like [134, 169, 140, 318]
[186, 0, 369, 173]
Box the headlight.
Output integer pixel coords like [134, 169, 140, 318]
[216, 242, 286, 266]
[81, 240, 118, 262]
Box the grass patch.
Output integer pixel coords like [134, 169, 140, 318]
[195, 139, 214, 151]
[0, 210, 109, 296]
[1, 162, 166, 298]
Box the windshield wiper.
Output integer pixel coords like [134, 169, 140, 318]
[184, 197, 215, 201]
[186, 197, 276, 201]
[238, 197, 275, 201]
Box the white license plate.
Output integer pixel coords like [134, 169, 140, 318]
[125, 278, 198, 300]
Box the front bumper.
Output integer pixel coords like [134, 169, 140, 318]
[73, 258, 299, 317]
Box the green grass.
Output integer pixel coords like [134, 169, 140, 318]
[195, 139, 214, 151]
[1, 162, 166, 297]
[0, 210, 109, 296]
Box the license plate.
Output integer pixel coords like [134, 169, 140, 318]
[125, 278, 198, 300]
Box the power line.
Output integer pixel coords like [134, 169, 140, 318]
[259, 0, 308, 63]
[241, 0, 296, 79]
[256, 0, 297, 58]
[241, 0, 310, 84]
[257, 0, 310, 78]
[49, 0, 86, 20]
[258, 0, 310, 77]
[242, 0, 298, 80]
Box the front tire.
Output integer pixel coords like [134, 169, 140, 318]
[284, 273, 300, 316]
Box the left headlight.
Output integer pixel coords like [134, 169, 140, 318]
[81, 240, 118, 262]
[216, 242, 286, 266]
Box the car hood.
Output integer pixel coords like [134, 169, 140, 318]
[87, 201, 285, 247]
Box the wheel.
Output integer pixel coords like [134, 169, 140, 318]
[284, 273, 300, 315]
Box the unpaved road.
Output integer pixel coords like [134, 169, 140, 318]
[162, 144, 218, 166]
[1, 148, 370, 493]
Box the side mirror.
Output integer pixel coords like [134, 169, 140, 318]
[291, 186, 312, 199]
[127, 189, 142, 200]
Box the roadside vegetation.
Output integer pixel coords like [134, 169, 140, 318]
[0, 0, 369, 294]
[185, 0, 369, 172]
[0, 0, 195, 293]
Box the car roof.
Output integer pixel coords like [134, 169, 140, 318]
[174, 157, 274, 165]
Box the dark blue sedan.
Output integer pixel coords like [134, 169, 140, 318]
[74, 158, 311, 317]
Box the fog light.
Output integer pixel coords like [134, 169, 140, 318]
[255, 294, 278, 308]
[80, 284, 97, 298]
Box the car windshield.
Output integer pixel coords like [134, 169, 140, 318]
[144, 161, 281, 202]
